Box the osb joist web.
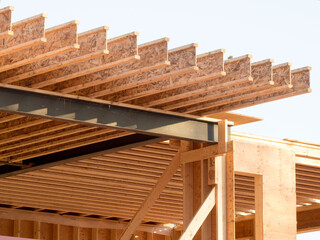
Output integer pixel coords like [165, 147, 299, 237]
[0, 6, 315, 225]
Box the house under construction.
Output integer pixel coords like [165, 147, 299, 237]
[0, 6, 319, 240]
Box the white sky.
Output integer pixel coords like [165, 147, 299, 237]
[1, 0, 320, 238]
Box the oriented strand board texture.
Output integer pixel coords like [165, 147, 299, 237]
[0, 7, 12, 33]
[0, 15, 45, 51]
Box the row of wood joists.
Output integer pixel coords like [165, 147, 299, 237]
[1, 141, 320, 225]
[0, 5, 311, 164]
[0, 217, 172, 240]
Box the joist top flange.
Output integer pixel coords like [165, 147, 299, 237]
[108, 31, 139, 43]
[46, 20, 80, 33]
[12, 13, 47, 27]
[0, 6, 15, 12]
[168, 43, 198, 53]
[78, 25, 109, 37]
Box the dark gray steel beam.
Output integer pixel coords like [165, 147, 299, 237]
[0, 84, 219, 142]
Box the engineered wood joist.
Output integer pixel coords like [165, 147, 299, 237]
[25, 32, 138, 90]
[176, 60, 290, 115]
[0, 6, 14, 39]
[78, 37, 172, 98]
[0, 20, 79, 73]
[1, 26, 108, 84]
[200, 66, 311, 115]
[0, 14, 46, 57]
[92, 44, 202, 102]
[116, 49, 225, 104]
[144, 54, 252, 111]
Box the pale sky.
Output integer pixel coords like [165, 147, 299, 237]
[1, 0, 320, 239]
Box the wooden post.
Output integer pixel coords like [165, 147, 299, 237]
[91, 228, 98, 240]
[110, 229, 117, 240]
[53, 224, 60, 240]
[215, 154, 227, 240]
[33, 221, 41, 239]
[14, 220, 21, 237]
[73, 227, 79, 240]
[254, 175, 263, 240]
[182, 141, 194, 231]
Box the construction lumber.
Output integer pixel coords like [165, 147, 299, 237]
[178, 59, 274, 114]
[1, 26, 108, 84]
[80, 38, 171, 98]
[105, 48, 223, 103]
[142, 55, 251, 110]
[179, 187, 216, 240]
[0, 14, 46, 57]
[0, 20, 79, 73]
[0, 6, 14, 39]
[198, 66, 310, 116]
[60, 41, 192, 96]
[27, 32, 138, 90]
[0, 208, 173, 236]
[119, 151, 181, 240]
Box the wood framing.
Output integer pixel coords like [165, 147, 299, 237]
[0, 6, 316, 240]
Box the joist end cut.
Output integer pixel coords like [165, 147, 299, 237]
[221, 71, 227, 76]
[307, 88, 312, 93]
[248, 76, 253, 82]
[0, 6, 15, 12]
[164, 60, 171, 66]
[288, 84, 293, 89]
[73, 44, 80, 49]
[269, 81, 275, 86]
[40, 37, 47, 43]
[102, 49, 109, 54]
[292, 66, 312, 73]
[193, 66, 199, 71]
[134, 55, 141, 60]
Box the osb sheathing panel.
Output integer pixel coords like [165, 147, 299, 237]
[0, 21, 78, 72]
[0, 7, 13, 33]
[36, 33, 139, 92]
[77, 38, 169, 97]
[93, 44, 198, 101]
[115, 49, 225, 104]
[0, 15, 46, 54]
[0, 27, 108, 84]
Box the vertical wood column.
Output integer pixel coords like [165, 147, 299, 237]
[33, 221, 41, 239]
[14, 220, 21, 237]
[53, 224, 60, 240]
[211, 120, 235, 240]
[182, 141, 194, 231]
